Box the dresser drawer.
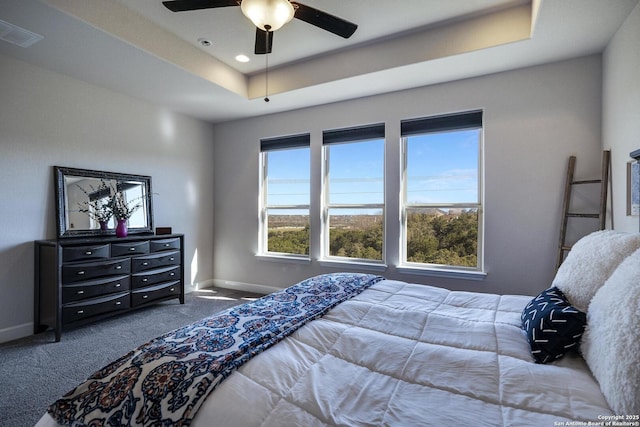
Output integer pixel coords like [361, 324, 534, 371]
[131, 281, 180, 306]
[62, 275, 130, 303]
[63, 244, 110, 263]
[62, 292, 130, 324]
[150, 237, 181, 252]
[62, 259, 131, 284]
[111, 241, 150, 257]
[132, 251, 180, 273]
[131, 265, 180, 289]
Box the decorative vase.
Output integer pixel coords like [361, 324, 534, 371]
[99, 220, 109, 231]
[115, 219, 128, 238]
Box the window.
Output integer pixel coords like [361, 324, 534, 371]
[259, 134, 310, 257]
[323, 124, 385, 262]
[401, 111, 483, 270]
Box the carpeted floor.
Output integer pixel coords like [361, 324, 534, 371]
[0, 288, 262, 427]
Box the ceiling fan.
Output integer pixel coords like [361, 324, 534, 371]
[162, 0, 358, 55]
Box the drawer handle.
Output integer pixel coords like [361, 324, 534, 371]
[77, 290, 84, 295]
[115, 283, 121, 288]
[142, 295, 148, 299]
[170, 272, 175, 276]
[142, 262, 149, 266]
[116, 265, 122, 270]
[84, 251, 92, 255]
[115, 301, 122, 306]
[77, 271, 85, 276]
[164, 243, 170, 247]
[129, 247, 136, 251]
[77, 310, 84, 314]
[170, 288, 175, 292]
[142, 278, 148, 282]
[169, 258, 174, 261]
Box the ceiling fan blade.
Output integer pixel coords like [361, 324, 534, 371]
[255, 28, 273, 55]
[162, 0, 238, 13]
[291, 2, 357, 39]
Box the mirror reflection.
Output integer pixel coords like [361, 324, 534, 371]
[55, 167, 154, 238]
[65, 177, 148, 231]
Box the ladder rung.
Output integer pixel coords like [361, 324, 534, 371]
[567, 213, 600, 218]
[572, 179, 601, 185]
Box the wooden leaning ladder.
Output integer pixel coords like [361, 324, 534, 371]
[556, 150, 611, 270]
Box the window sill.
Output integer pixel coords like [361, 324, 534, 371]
[318, 258, 388, 272]
[256, 254, 311, 264]
[255, 255, 484, 280]
[396, 265, 486, 281]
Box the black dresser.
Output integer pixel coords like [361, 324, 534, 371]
[35, 234, 184, 341]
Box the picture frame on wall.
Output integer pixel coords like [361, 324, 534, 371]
[627, 161, 639, 216]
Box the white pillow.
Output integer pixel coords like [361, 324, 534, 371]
[552, 230, 640, 312]
[581, 248, 640, 414]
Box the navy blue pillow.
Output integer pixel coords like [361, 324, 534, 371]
[521, 287, 587, 364]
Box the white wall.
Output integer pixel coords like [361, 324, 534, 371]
[604, 2, 640, 232]
[212, 55, 604, 297]
[4, 15, 633, 342]
[0, 54, 215, 343]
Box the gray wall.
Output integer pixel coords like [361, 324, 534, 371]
[212, 55, 604, 296]
[604, 2, 640, 233]
[1, 2, 636, 343]
[0, 54, 215, 343]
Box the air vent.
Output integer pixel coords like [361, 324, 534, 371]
[0, 19, 43, 48]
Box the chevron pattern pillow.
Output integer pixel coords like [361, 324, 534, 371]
[521, 287, 587, 364]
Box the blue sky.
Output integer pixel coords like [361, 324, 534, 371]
[266, 129, 479, 208]
[266, 147, 310, 206]
[406, 129, 479, 204]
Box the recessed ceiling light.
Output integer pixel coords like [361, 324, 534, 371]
[198, 38, 212, 47]
[235, 54, 250, 63]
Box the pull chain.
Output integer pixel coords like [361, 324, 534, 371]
[264, 25, 270, 103]
[264, 51, 269, 102]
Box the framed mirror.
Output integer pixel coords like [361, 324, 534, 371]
[55, 166, 154, 238]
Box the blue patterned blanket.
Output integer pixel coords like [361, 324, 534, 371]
[48, 273, 383, 426]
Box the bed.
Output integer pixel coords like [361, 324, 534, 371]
[36, 230, 640, 426]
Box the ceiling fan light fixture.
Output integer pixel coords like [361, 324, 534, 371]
[240, 0, 294, 32]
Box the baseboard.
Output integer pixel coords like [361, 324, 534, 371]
[0, 322, 33, 344]
[209, 278, 280, 295]
[192, 278, 215, 291]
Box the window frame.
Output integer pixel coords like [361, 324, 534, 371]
[258, 133, 311, 260]
[321, 123, 386, 265]
[399, 110, 484, 275]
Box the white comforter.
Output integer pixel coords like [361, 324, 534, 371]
[38, 279, 613, 426]
[193, 279, 612, 426]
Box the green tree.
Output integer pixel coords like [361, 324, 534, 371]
[329, 221, 383, 260]
[268, 211, 477, 267]
[406, 210, 477, 267]
[268, 224, 309, 254]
